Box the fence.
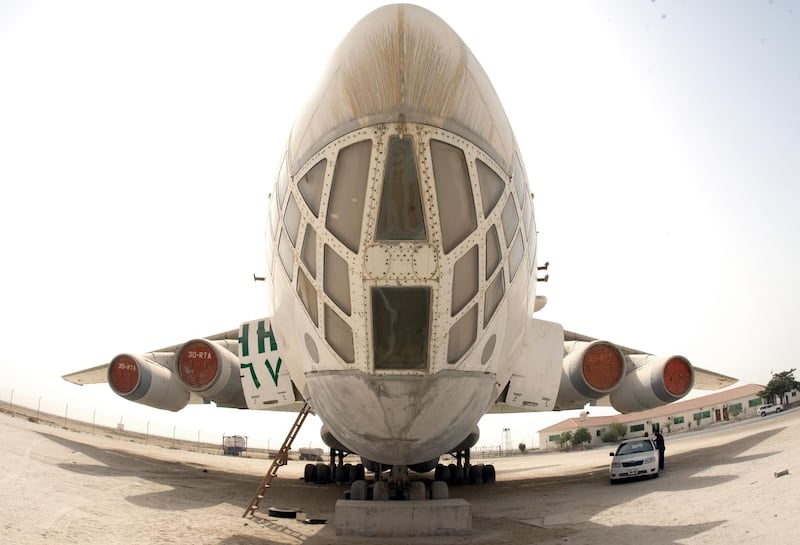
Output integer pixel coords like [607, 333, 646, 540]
[1, 386, 540, 458]
[0, 386, 289, 456]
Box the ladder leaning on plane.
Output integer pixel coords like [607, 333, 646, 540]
[242, 402, 312, 518]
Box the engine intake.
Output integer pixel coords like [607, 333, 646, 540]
[554, 341, 626, 409]
[610, 355, 694, 413]
[107, 353, 190, 412]
[175, 339, 246, 408]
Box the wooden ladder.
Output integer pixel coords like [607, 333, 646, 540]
[242, 401, 312, 518]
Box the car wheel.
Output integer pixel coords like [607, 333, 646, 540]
[776, 408, 782, 413]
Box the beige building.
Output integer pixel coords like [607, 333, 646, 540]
[537, 383, 792, 450]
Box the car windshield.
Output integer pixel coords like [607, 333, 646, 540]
[616, 440, 654, 455]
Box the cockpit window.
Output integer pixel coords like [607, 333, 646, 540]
[296, 267, 318, 326]
[484, 269, 505, 327]
[372, 287, 430, 370]
[448, 304, 477, 363]
[377, 136, 426, 241]
[451, 245, 478, 316]
[278, 228, 293, 280]
[512, 156, 529, 215]
[500, 196, 519, 247]
[431, 140, 477, 254]
[508, 231, 524, 281]
[327, 140, 371, 253]
[324, 244, 351, 316]
[486, 224, 501, 280]
[476, 159, 505, 218]
[284, 194, 301, 246]
[276, 154, 290, 207]
[301, 224, 317, 278]
[298, 159, 327, 218]
[325, 304, 354, 363]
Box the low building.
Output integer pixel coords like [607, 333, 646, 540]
[537, 383, 782, 450]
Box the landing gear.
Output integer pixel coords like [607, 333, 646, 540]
[322, 447, 494, 501]
[434, 447, 495, 486]
[303, 447, 364, 486]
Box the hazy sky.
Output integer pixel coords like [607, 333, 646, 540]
[1, 1, 798, 450]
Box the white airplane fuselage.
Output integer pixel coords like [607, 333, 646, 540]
[266, 5, 540, 466]
[65, 4, 731, 469]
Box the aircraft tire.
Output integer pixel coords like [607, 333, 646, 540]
[350, 480, 368, 500]
[353, 463, 365, 481]
[448, 463, 462, 485]
[483, 464, 496, 483]
[408, 481, 426, 500]
[373, 480, 390, 501]
[430, 480, 449, 500]
[434, 463, 450, 482]
[304, 463, 317, 483]
[315, 462, 330, 484]
[267, 507, 298, 519]
[468, 464, 484, 484]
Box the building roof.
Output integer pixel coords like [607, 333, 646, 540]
[539, 383, 764, 434]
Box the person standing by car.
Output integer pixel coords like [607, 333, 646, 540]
[654, 430, 665, 470]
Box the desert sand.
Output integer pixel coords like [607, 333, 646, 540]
[1, 406, 797, 544]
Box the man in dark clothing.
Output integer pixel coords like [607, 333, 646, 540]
[654, 430, 665, 470]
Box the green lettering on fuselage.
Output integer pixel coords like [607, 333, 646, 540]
[238, 323, 250, 358]
[265, 357, 282, 386]
[240, 362, 260, 389]
[257, 320, 277, 354]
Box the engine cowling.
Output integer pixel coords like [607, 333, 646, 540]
[554, 341, 626, 409]
[320, 424, 351, 452]
[610, 355, 694, 413]
[107, 353, 190, 412]
[448, 426, 481, 453]
[174, 339, 246, 408]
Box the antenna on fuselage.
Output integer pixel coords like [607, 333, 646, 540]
[537, 261, 550, 283]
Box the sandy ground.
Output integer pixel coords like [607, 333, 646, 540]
[1, 407, 798, 545]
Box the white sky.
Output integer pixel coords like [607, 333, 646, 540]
[1, 1, 798, 451]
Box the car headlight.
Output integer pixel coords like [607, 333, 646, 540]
[645, 457, 655, 464]
[611, 462, 621, 468]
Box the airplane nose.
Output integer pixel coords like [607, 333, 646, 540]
[288, 3, 516, 176]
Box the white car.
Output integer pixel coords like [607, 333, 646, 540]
[758, 403, 784, 417]
[609, 438, 660, 484]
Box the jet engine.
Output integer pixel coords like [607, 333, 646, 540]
[448, 426, 481, 453]
[174, 339, 246, 408]
[554, 341, 626, 409]
[107, 353, 190, 411]
[320, 424, 350, 452]
[610, 354, 694, 413]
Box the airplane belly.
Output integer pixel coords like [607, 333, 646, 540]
[306, 370, 495, 465]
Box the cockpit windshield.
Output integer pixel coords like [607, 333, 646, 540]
[377, 136, 426, 241]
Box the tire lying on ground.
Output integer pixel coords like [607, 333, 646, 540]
[268, 507, 299, 519]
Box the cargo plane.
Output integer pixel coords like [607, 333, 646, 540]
[64, 4, 735, 497]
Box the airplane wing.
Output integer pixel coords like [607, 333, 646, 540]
[490, 321, 737, 414]
[61, 329, 240, 386]
[62, 364, 110, 385]
[563, 330, 738, 390]
[61, 319, 306, 412]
